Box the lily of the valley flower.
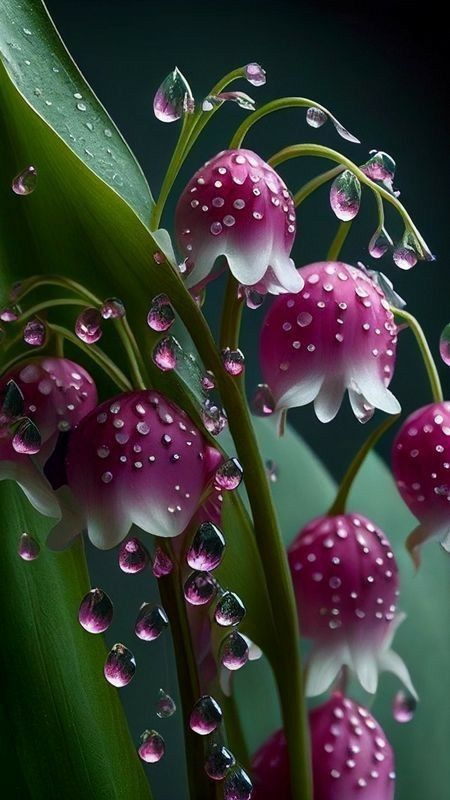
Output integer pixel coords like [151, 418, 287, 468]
[175, 149, 303, 295]
[288, 513, 416, 698]
[260, 261, 400, 423]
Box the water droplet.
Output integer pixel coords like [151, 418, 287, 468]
[214, 458, 243, 491]
[184, 571, 217, 605]
[76, 102, 87, 112]
[22, 27, 32, 35]
[152, 336, 178, 371]
[152, 546, 174, 578]
[138, 729, 165, 763]
[135, 603, 169, 641]
[306, 107, 327, 128]
[186, 521, 226, 571]
[12, 418, 41, 454]
[265, 459, 279, 483]
[75, 308, 103, 344]
[155, 689, 177, 718]
[330, 170, 361, 221]
[201, 399, 228, 435]
[440, 324, 450, 366]
[0, 307, 19, 322]
[18, 532, 40, 561]
[12, 165, 37, 195]
[104, 643, 136, 687]
[221, 347, 245, 376]
[205, 744, 235, 780]
[214, 591, 246, 627]
[78, 588, 113, 633]
[118, 537, 149, 574]
[392, 690, 417, 723]
[297, 311, 313, 327]
[100, 298, 126, 320]
[147, 294, 175, 332]
[201, 371, 216, 391]
[212, 91, 256, 111]
[244, 62, 266, 86]
[369, 226, 393, 258]
[223, 767, 253, 800]
[154, 67, 194, 122]
[252, 384, 275, 416]
[392, 244, 417, 270]
[220, 631, 249, 670]
[23, 318, 46, 346]
[189, 695, 223, 735]
[361, 151, 396, 183]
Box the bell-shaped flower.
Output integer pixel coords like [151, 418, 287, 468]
[392, 401, 450, 563]
[260, 261, 401, 423]
[48, 390, 221, 550]
[175, 149, 303, 295]
[251, 693, 395, 800]
[288, 513, 416, 698]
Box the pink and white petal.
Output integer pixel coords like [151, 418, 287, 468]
[276, 373, 324, 412]
[306, 641, 349, 697]
[378, 648, 418, 699]
[348, 387, 375, 424]
[353, 367, 401, 415]
[226, 235, 274, 287]
[86, 505, 129, 550]
[46, 486, 87, 550]
[184, 242, 223, 290]
[381, 611, 407, 651]
[254, 258, 303, 296]
[0, 459, 60, 518]
[314, 375, 346, 423]
[349, 643, 379, 694]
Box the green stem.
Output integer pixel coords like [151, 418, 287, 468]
[219, 275, 244, 351]
[327, 221, 352, 261]
[16, 274, 100, 306]
[19, 297, 86, 322]
[294, 165, 344, 207]
[48, 323, 132, 392]
[116, 317, 148, 390]
[328, 414, 400, 516]
[393, 308, 444, 403]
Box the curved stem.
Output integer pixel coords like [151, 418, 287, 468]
[393, 308, 443, 403]
[294, 165, 344, 208]
[219, 275, 244, 351]
[327, 222, 352, 261]
[19, 297, 86, 322]
[328, 414, 400, 516]
[47, 323, 132, 392]
[16, 275, 101, 306]
[116, 317, 148, 390]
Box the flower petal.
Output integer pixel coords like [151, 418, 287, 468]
[314, 375, 346, 423]
[378, 648, 418, 700]
[306, 641, 349, 697]
[353, 366, 401, 415]
[0, 458, 60, 518]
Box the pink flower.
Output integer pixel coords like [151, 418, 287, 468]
[175, 149, 302, 295]
[288, 513, 416, 697]
[391, 401, 450, 563]
[260, 261, 400, 423]
[48, 390, 221, 549]
[251, 694, 395, 800]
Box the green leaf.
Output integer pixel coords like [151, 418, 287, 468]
[0, 0, 153, 222]
[0, 482, 152, 799]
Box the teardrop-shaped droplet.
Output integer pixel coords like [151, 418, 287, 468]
[152, 545, 174, 578]
[12, 165, 38, 195]
[214, 91, 256, 112]
[0, 307, 19, 322]
[331, 118, 360, 144]
[440, 323, 450, 366]
[147, 294, 175, 332]
[155, 688, 177, 718]
[1, 379, 24, 419]
[214, 591, 246, 627]
[152, 336, 178, 371]
[153, 67, 194, 122]
[201, 371, 216, 391]
[135, 603, 169, 641]
[104, 643, 136, 687]
[223, 767, 253, 800]
[100, 298, 126, 320]
[329, 170, 361, 221]
[205, 743, 235, 780]
[138, 729, 166, 763]
[392, 245, 417, 270]
[252, 384, 275, 416]
[78, 588, 113, 633]
[368, 226, 393, 259]
[184, 571, 217, 605]
[118, 537, 149, 574]
[75, 308, 103, 344]
[12, 417, 41, 454]
[244, 62, 266, 86]
[244, 288, 264, 309]
[189, 695, 223, 735]
[361, 150, 396, 182]
[186, 522, 226, 571]
[265, 459, 279, 483]
[18, 532, 40, 561]
[392, 690, 417, 723]
[23, 318, 46, 347]
[202, 399, 228, 435]
[220, 631, 249, 671]
[214, 458, 243, 491]
[221, 347, 245, 376]
[306, 107, 327, 128]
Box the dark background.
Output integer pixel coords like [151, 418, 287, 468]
[43, 1, 450, 797]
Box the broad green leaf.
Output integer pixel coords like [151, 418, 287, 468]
[0, 0, 153, 222]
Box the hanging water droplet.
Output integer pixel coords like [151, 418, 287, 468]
[189, 695, 223, 735]
[23, 318, 46, 347]
[252, 384, 275, 416]
[439, 324, 450, 366]
[154, 67, 194, 122]
[184, 571, 217, 605]
[214, 591, 246, 627]
[0, 307, 19, 322]
[135, 603, 169, 641]
[214, 458, 243, 491]
[201, 399, 228, 435]
[100, 298, 126, 320]
[104, 643, 136, 687]
[361, 150, 396, 182]
[329, 170, 361, 221]
[12, 165, 37, 195]
[245, 288, 264, 309]
[18, 532, 40, 561]
[392, 245, 417, 270]
[201, 371, 216, 391]
[1, 379, 24, 419]
[152, 545, 174, 578]
[244, 62, 266, 86]
[392, 690, 417, 723]
[12, 417, 41, 454]
[221, 347, 245, 377]
[186, 521, 226, 571]
[75, 308, 103, 344]
[330, 118, 360, 144]
[138, 729, 166, 763]
[118, 537, 149, 574]
[152, 336, 178, 371]
[220, 631, 249, 671]
[155, 688, 177, 718]
[78, 588, 113, 633]
[306, 107, 327, 128]
[368, 226, 393, 259]
[147, 294, 175, 332]
[205, 743, 235, 780]
[223, 767, 253, 800]
[265, 459, 279, 483]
